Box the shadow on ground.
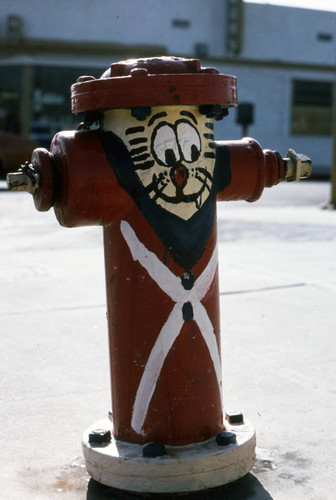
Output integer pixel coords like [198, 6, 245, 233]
[87, 473, 273, 500]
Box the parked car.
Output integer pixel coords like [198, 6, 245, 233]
[0, 132, 38, 178]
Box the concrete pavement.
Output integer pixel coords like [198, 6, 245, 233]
[0, 179, 335, 499]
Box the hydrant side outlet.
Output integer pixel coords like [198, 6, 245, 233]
[49, 130, 131, 227]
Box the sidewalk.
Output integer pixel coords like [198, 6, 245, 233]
[0, 180, 335, 500]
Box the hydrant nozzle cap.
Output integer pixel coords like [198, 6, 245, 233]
[71, 56, 237, 114]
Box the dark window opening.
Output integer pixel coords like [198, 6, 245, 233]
[194, 43, 209, 57]
[0, 66, 22, 134]
[172, 19, 190, 28]
[30, 65, 102, 147]
[317, 33, 333, 42]
[291, 79, 333, 136]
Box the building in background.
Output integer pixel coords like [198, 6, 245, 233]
[0, 0, 335, 175]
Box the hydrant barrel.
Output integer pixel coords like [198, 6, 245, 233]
[103, 217, 222, 445]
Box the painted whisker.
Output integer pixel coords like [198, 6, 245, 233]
[203, 133, 214, 140]
[195, 174, 211, 192]
[130, 146, 148, 156]
[197, 168, 213, 182]
[129, 137, 148, 146]
[134, 160, 155, 170]
[204, 152, 215, 159]
[132, 153, 151, 162]
[125, 126, 145, 135]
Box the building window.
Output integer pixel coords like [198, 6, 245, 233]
[291, 79, 333, 136]
[172, 19, 190, 28]
[317, 33, 333, 42]
[0, 66, 22, 134]
[30, 65, 102, 147]
[194, 43, 209, 57]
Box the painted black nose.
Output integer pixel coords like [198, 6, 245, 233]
[171, 165, 189, 188]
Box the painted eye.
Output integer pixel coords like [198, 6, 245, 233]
[176, 122, 201, 163]
[151, 123, 181, 166]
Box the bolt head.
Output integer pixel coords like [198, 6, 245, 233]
[216, 431, 237, 446]
[143, 442, 167, 458]
[88, 428, 111, 444]
[225, 410, 244, 424]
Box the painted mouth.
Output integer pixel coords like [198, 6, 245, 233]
[151, 167, 211, 208]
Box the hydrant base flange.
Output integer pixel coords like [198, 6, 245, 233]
[82, 418, 256, 493]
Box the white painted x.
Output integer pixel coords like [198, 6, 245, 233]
[120, 220, 222, 435]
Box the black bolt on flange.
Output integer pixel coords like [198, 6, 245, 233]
[225, 410, 244, 424]
[89, 428, 111, 444]
[216, 431, 237, 446]
[143, 442, 167, 458]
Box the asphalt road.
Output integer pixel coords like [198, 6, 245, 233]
[0, 179, 335, 500]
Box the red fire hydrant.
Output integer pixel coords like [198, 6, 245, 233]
[7, 57, 311, 493]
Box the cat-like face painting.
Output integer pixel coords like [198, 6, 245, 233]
[103, 105, 215, 220]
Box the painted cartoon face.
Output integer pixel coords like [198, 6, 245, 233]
[103, 106, 215, 220]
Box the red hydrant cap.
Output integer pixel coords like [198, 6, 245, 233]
[71, 56, 237, 113]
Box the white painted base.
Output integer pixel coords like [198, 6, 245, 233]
[82, 418, 256, 493]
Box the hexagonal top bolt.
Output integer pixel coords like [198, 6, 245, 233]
[283, 149, 312, 182]
[6, 161, 40, 194]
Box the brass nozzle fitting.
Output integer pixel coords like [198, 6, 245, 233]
[6, 161, 40, 194]
[283, 149, 312, 182]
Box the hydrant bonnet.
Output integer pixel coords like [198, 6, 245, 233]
[71, 56, 238, 115]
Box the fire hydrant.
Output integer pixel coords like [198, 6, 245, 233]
[7, 57, 311, 493]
